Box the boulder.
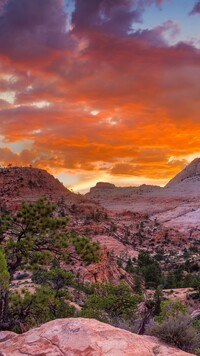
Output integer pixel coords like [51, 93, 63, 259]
[0, 318, 195, 355]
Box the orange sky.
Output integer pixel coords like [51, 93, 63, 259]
[0, 0, 200, 192]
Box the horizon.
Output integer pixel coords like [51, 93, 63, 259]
[1, 0, 200, 192]
[1, 156, 199, 194]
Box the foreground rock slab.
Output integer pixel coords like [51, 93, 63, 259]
[0, 318, 195, 356]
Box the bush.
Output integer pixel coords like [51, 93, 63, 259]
[156, 299, 187, 323]
[148, 299, 200, 353]
[15, 272, 30, 280]
[149, 314, 199, 353]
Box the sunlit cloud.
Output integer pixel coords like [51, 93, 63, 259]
[30, 101, 51, 109]
[0, 0, 199, 190]
[0, 91, 15, 104]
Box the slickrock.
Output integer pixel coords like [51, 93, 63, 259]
[86, 158, 200, 232]
[166, 158, 200, 187]
[0, 331, 16, 343]
[0, 318, 194, 356]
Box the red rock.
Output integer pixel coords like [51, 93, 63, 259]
[0, 166, 79, 211]
[64, 246, 135, 287]
[0, 318, 194, 355]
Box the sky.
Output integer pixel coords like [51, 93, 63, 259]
[0, 0, 200, 192]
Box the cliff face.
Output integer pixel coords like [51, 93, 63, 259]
[66, 246, 135, 287]
[0, 318, 194, 356]
[0, 167, 79, 210]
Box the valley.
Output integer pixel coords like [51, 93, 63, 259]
[0, 161, 200, 355]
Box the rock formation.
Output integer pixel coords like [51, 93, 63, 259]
[0, 166, 79, 211]
[86, 182, 161, 201]
[63, 246, 135, 287]
[166, 158, 200, 187]
[86, 158, 200, 232]
[0, 318, 194, 356]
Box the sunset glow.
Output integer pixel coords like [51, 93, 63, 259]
[1, 0, 200, 192]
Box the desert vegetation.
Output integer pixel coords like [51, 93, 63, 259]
[0, 199, 100, 331]
[0, 195, 200, 354]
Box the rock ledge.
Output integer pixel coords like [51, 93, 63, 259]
[0, 318, 194, 355]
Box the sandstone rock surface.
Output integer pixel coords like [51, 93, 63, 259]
[64, 246, 135, 287]
[86, 158, 200, 232]
[0, 318, 195, 356]
[166, 158, 200, 187]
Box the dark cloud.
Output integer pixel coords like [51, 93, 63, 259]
[72, 0, 166, 36]
[189, 1, 200, 15]
[72, 0, 140, 36]
[0, 0, 72, 60]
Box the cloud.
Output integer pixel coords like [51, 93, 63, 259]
[189, 1, 200, 15]
[72, 0, 167, 36]
[72, 0, 141, 36]
[0, 147, 34, 165]
[0, 0, 74, 62]
[110, 159, 188, 180]
[0, 0, 200, 188]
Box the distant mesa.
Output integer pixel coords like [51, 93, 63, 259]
[86, 180, 161, 199]
[166, 158, 200, 187]
[94, 182, 116, 189]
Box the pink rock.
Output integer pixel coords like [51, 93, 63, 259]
[0, 318, 195, 355]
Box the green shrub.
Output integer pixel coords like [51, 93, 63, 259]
[15, 272, 30, 280]
[148, 299, 200, 353]
[149, 314, 199, 353]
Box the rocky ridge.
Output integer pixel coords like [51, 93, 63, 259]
[0, 318, 194, 356]
[166, 158, 200, 187]
[0, 166, 80, 211]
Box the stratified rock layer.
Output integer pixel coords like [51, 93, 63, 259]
[0, 318, 195, 356]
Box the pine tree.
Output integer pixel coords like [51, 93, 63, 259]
[0, 250, 10, 325]
[0, 199, 69, 329]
